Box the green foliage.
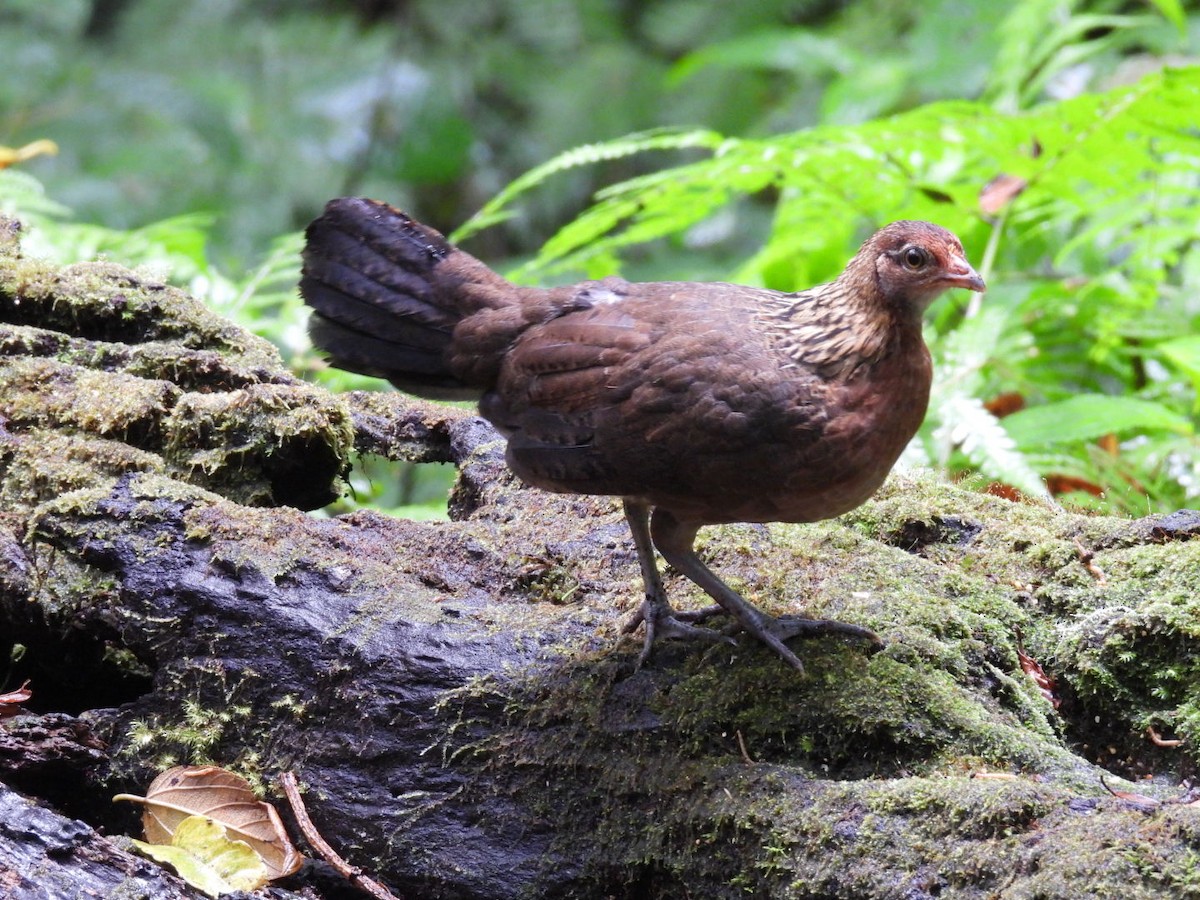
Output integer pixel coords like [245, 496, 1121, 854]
[0, 168, 210, 281]
[130, 815, 270, 898]
[1002, 397, 1193, 449]
[454, 128, 727, 242]
[1, 0, 885, 268]
[985, 0, 1170, 112]
[474, 63, 1200, 513]
[12, 0, 1178, 268]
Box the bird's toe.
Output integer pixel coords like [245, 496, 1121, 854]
[625, 597, 736, 669]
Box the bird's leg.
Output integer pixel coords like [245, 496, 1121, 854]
[649, 510, 883, 674]
[620, 499, 732, 667]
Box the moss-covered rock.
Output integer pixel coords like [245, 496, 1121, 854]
[0, 215, 352, 512]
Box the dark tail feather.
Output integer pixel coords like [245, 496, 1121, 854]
[299, 197, 478, 398]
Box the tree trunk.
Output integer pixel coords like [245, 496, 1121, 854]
[3, 214, 1200, 899]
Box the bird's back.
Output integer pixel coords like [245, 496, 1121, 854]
[476, 278, 932, 526]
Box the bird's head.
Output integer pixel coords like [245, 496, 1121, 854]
[850, 221, 986, 314]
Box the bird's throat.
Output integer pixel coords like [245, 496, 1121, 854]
[758, 283, 906, 379]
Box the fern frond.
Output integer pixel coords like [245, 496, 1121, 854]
[452, 127, 725, 243]
[932, 306, 1010, 398]
[933, 394, 1052, 501]
[0, 169, 71, 221]
[228, 232, 305, 317]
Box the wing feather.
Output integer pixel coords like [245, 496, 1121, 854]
[484, 292, 830, 498]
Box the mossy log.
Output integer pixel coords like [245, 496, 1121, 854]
[3, 214, 1200, 899]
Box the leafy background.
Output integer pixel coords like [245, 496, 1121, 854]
[2, 0, 1198, 518]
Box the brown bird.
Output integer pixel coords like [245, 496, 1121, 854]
[300, 197, 985, 672]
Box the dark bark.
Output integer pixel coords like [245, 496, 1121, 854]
[0, 775, 231, 900]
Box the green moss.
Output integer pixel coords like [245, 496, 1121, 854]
[0, 319, 290, 391]
[124, 697, 268, 780]
[460, 649, 1182, 897]
[0, 246, 283, 373]
[1, 215, 353, 514]
[1, 429, 164, 511]
[0, 357, 179, 445]
[163, 383, 353, 507]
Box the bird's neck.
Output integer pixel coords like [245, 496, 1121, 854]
[758, 279, 921, 379]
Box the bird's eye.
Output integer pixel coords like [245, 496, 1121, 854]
[902, 246, 930, 270]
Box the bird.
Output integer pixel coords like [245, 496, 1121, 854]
[299, 197, 985, 672]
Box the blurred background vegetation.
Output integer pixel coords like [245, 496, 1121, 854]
[1, 0, 1199, 518]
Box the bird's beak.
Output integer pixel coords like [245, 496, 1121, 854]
[944, 256, 986, 293]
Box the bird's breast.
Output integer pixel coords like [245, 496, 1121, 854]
[644, 335, 933, 526]
[773, 341, 931, 521]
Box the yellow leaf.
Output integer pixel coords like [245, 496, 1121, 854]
[114, 764, 302, 878]
[131, 814, 270, 897]
[0, 139, 59, 170]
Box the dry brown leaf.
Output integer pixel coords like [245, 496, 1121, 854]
[984, 391, 1026, 419]
[0, 680, 32, 719]
[115, 765, 302, 879]
[1100, 775, 1161, 810]
[1017, 647, 1061, 709]
[1045, 474, 1105, 498]
[980, 173, 1028, 215]
[986, 482, 1024, 503]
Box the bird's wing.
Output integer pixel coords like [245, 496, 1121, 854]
[485, 284, 832, 498]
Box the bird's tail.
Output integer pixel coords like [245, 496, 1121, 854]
[299, 197, 506, 399]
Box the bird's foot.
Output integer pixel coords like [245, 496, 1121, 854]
[622, 598, 734, 669]
[772, 615, 884, 647]
[621, 600, 725, 633]
[732, 612, 884, 675]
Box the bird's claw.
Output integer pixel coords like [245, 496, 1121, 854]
[736, 614, 885, 674]
[771, 615, 884, 648]
[623, 598, 735, 669]
[621, 596, 882, 674]
[621, 600, 724, 633]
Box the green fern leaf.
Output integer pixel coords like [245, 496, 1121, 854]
[934, 394, 1051, 500]
[1001, 396, 1194, 448]
[452, 128, 725, 243]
